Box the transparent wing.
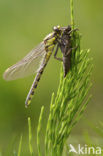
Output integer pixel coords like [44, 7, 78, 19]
[3, 42, 46, 81]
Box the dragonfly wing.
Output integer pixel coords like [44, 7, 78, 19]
[3, 42, 46, 81]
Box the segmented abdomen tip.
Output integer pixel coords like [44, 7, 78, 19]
[25, 101, 31, 108]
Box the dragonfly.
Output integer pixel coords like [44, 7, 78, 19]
[3, 25, 76, 107]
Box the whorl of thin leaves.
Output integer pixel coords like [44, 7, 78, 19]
[44, 28, 92, 155]
[44, 0, 93, 155]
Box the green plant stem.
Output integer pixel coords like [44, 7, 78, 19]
[70, 0, 74, 29]
[28, 117, 33, 155]
[18, 135, 22, 156]
[37, 106, 44, 156]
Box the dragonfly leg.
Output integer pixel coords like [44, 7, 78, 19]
[54, 44, 63, 61]
[68, 28, 79, 35]
[71, 45, 78, 51]
[65, 46, 78, 57]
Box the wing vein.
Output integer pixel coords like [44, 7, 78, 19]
[3, 42, 46, 80]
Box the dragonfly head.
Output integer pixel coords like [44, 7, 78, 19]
[53, 25, 61, 33]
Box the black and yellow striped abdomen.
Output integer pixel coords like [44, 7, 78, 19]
[25, 48, 54, 107]
[25, 66, 45, 107]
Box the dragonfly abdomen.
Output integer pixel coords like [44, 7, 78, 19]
[25, 67, 45, 107]
[25, 51, 52, 107]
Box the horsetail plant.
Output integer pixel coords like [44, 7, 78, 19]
[44, 33, 92, 156]
[44, 0, 92, 155]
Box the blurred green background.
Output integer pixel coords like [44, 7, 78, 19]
[0, 0, 103, 155]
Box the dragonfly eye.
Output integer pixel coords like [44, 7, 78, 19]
[53, 25, 60, 32]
